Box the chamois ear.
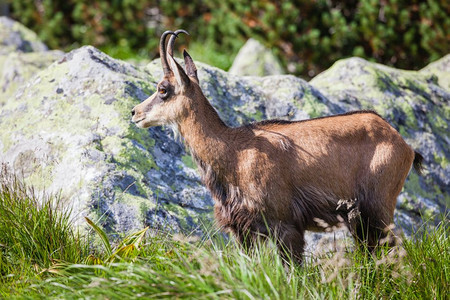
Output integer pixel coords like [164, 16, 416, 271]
[167, 54, 190, 92]
[183, 50, 199, 84]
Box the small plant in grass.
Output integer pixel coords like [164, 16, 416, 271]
[84, 217, 149, 265]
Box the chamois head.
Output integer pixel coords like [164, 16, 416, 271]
[131, 30, 200, 128]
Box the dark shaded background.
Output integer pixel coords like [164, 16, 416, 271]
[4, 0, 449, 79]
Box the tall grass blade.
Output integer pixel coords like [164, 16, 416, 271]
[84, 217, 112, 257]
[116, 226, 149, 250]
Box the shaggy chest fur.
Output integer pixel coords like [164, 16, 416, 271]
[193, 153, 266, 237]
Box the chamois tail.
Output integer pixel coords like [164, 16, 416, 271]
[413, 151, 424, 175]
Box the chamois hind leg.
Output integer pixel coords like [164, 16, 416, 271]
[235, 222, 305, 264]
[353, 198, 396, 252]
[231, 220, 272, 252]
[274, 223, 305, 264]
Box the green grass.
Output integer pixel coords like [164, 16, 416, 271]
[0, 165, 88, 295]
[0, 166, 448, 299]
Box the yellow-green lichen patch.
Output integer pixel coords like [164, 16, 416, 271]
[434, 152, 449, 169]
[117, 191, 156, 225]
[161, 202, 211, 234]
[112, 129, 158, 200]
[311, 57, 438, 108]
[427, 106, 449, 138]
[114, 79, 156, 109]
[236, 102, 264, 122]
[398, 125, 408, 137]
[0, 134, 13, 156]
[23, 162, 55, 191]
[403, 172, 443, 205]
[0, 51, 64, 104]
[181, 153, 196, 170]
[125, 125, 156, 151]
[116, 142, 157, 174]
[419, 54, 450, 90]
[101, 135, 125, 159]
[374, 97, 419, 131]
[300, 92, 328, 118]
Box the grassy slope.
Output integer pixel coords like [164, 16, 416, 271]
[0, 167, 448, 299]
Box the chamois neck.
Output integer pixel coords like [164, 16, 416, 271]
[178, 96, 233, 168]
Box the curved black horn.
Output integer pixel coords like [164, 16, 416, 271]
[160, 30, 175, 76]
[167, 29, 189, 57]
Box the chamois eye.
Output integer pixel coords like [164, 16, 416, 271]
[158, 87, 169, 100]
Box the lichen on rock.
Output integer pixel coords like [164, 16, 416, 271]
[419, 54, 450, 91]
[0, 16, 48, 54]
[0, 17, 64, 105]
[0, 50, 64, 105]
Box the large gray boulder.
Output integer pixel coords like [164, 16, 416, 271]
[0, 46, 214, 234]
[0, 16, 48, 53]
[0, 17, 63, 105]
[419, 54, 450, 91]
[0, 50, 64, 104]
[229, 38, 285, 76]
[0, 21, 448, 248]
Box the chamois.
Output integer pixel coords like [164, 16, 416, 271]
[131, 30, 423, 262]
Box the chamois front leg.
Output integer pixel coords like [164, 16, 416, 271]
[273, 223, 305, 264]
[232, 220, 305, 264]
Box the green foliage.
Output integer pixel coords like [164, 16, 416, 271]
[402, 221, 449, 298]
[7, 220, 448, 299]
[8, 0, 159, 54]
[188, 39, 240, 71]
[8, 1, 449, 78]
[0, 165, 87, 293]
